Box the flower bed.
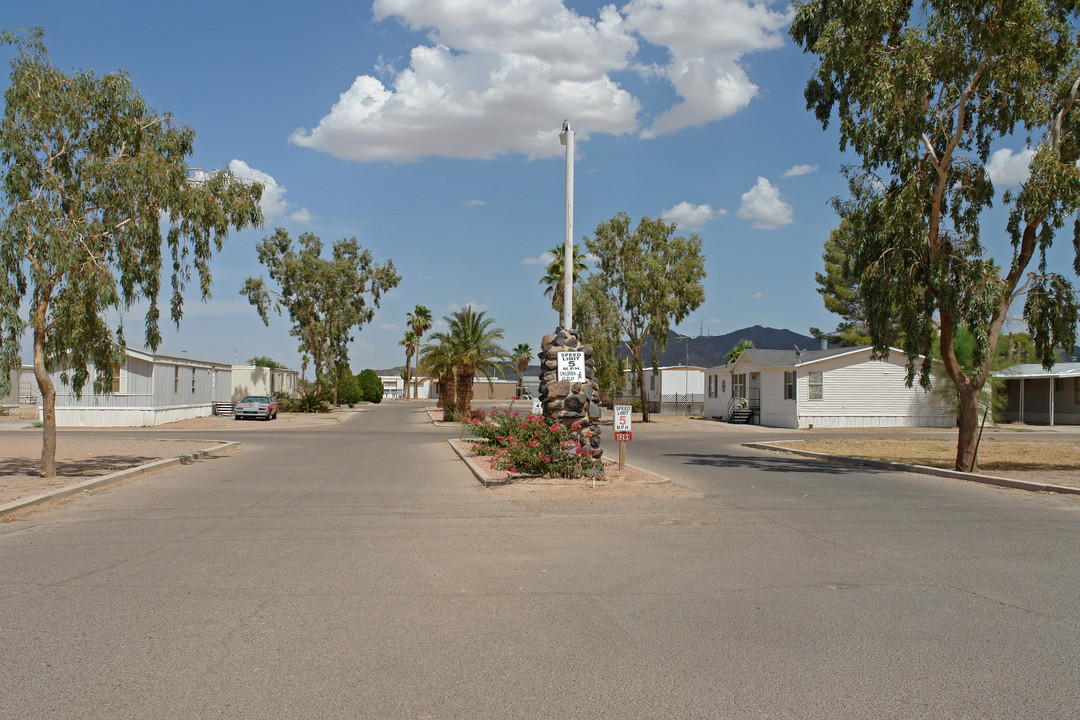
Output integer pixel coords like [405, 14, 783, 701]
[464, 409, 603, 479]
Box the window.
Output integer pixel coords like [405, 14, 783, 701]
[707, 375, 718, 398]
[784, 371, 795, 400]
[111, 362, 121, 393]
[733, 373, 746, 399]
[808, 371, 823, 400]
[650, 374, 656, 391]
[174, 365, 179, 393]
[191, 368, 197, 394]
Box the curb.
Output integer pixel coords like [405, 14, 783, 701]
[0, 441, 242, 518]
[744, 441, 1080, 495]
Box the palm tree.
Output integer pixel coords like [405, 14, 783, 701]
[510, 342, 533, 398]
[445, 307, 508, 416]
[539, 243, 588, 316]
[400, 330, 417, 399]
[418, 333, 457, 409]
[726, 339, 754, 364]
[407, 305, 433, 399]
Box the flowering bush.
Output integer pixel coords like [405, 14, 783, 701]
[466, 409, 601, 478]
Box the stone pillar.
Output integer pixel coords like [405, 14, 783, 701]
[537, 327, 603, 461]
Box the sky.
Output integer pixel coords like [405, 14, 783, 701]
[2, 0, 1055, 373]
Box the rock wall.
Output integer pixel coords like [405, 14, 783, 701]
[537, 327, 603, 459]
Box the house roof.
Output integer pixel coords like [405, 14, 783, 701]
[706, 346, 886, 372]
[993, 362, 1080, 379]
[130, 347, 231, 367]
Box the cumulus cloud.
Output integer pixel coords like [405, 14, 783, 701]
[464, 199, 487, 206]
[736, 177, 793, 229]
[227, 160, 311, 223]
[984, 147, 1034, 187]
[782, 163, 817, 177]
[291, 0, 790, 163]
[661, 201, 724, 231]
[522, 251, 557, 266]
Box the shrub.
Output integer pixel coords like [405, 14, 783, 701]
[337, 367, 362, 405]
[357, 369, 383, 403]
[466, 409, 602, 479]
[294, 389, 330, 413]
[443, 404, 457, 422]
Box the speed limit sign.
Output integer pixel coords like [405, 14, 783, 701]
[614, 405, 632, 435]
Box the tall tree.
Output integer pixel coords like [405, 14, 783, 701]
[510, 342, 533, 398]
[400, 329, 417, 400]
[539, 242, 588, 316]
[407, 305, 432, 399]
[0, 30, 263, 477]
[240, 229, 399, 398]
[791, 0, 1080, 471]
[444, 307, 507, 416]
[582, 212, 706, 422]
[418, 332, 457, 410]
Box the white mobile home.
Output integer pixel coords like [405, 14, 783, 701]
[231, 364, 299, 403]
[993, 363, 1080, 425]
[620, 365, 705, 414]
[705, 347, 953, 429]
[39, 348, 233, 427]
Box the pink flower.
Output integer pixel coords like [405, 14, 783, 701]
[550, 425, 561, 433]
[528, 440, 538, 447]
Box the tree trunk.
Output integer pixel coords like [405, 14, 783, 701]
[33, 303, 56, 478]
[633, 353, 651, 422]
[455, 366, 474, 416]
[955, 382, 982, 472]
[439, 371, 455, 409]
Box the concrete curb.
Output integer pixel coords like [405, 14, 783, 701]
[0, 441, 242, 518]
[744, 441, 1080, 495]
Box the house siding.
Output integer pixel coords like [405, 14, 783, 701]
[794, 354, 953, 428]
[1001, 376, 1080, 425]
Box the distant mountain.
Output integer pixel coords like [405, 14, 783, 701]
[637, 326, 821, 368]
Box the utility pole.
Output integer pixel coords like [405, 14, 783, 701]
[559, 120, 574, 329]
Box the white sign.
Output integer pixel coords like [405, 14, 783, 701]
[613, 404, 632, 432]
[532, 398, 543, 414]
[558, 352, 586, 382]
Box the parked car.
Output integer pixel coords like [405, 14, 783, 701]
[234, 395, 278, 420]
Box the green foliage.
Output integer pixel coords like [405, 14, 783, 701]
[357, 368, 383, 404]
[790, 0, 1080, 471]
[466, 409, 602, 479]
[539, 242, 588, 315]
[248, 355, 285, 368]
[581, 212, 706, 422]
[725, 339, 754, 364]
[0, 29, 262, 476]
[292, 388, 330, 413]
[240, 229, 399, 398]
[511, 342, 533, 396]
[404, 305, 433, 399]
[431, 307, 508, 416]
[337, 366, 362, 405]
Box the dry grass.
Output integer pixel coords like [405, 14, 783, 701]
[772, 437, 1080, 489]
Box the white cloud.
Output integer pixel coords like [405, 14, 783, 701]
[379, 322, 398, 331]
[661, 201, 725, 230]
[782, 163, 818, 177]
[736, 177, 793, 229]
[446, 300, 488, 313]
[291, 0, 789, 162]
[624, 0, 792, 138]
[228, 160, 311, 224]
[464, 199, 487, 206]
[522, 251, 556, 266]
[985, 147, 1034, 187]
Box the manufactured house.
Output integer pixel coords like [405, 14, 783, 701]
[620, 365, 706, 414]
[231, 364, 299, 404]
[39, 348, 233, 427]
[993, 363, 1080, 425]
[704, 347, 953, 429]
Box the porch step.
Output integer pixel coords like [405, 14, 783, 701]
[728, 408, 752, 424]
[213, 402, 235, 416]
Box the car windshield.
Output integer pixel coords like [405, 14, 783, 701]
[242, 396, 270, 403]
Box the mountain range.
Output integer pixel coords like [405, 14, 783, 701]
[632, 325, 820, 368]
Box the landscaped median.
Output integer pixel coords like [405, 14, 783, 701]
[750, 437, 1080, 495]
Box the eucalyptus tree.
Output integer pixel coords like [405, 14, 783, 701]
[539, 242, 588, 316]
[510, 342, 533, 398]
[241, 229, 399, 398]
[0, 30, 263, 477]
[791, 0, 1080, 471]
[582, 212, 705, 422]
[407, 305, 432, 398]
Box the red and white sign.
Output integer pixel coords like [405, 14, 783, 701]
[614, 404, 632, 439]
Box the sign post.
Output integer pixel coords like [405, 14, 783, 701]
[613, 404, 632, 470]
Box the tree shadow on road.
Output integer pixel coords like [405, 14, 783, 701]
[661, 451, 886, 476]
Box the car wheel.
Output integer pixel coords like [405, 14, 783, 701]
[234, 415, 241, 421]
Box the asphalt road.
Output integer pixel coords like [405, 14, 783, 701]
[1, 403, 1078, 719]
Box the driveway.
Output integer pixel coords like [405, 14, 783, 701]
[1, 401, 1077, 719]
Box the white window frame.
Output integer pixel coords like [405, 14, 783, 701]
[808, 371, 823, 400]
[784, 371, 795, 400]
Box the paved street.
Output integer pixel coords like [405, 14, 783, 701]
[2, 402, 1078, 719]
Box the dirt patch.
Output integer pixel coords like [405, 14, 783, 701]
[770, 437, 1080, 490]
[449, 439, 697, 499]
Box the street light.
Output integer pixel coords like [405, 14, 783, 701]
[559, 120, 574, 330]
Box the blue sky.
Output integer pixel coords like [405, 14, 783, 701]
[4, 0, 1048, 372]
